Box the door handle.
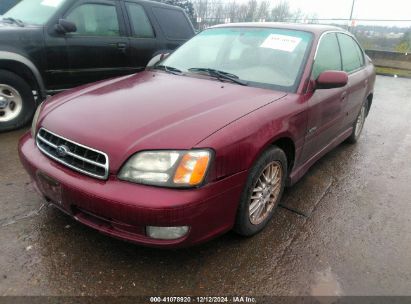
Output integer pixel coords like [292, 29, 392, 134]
[117, 42, 127, 49]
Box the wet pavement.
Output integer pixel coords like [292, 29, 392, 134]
[0, 75, 410, 296]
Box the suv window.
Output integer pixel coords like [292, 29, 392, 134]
[66, 3, 120, 37]
[312, 33, 341, 79]
[125, 2, 154, 38]
[152, 7, 192, 40]
[337, 33, 364, 73]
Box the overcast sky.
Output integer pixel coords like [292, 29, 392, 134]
[288, 0, 411, 23]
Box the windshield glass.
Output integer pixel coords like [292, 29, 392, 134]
[3, 0, 66, 25]
[162, 27, 313, 91]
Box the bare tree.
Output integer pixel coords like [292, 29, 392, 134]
[270, 1, 292, 22]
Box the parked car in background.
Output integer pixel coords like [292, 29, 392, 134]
[19, 23, 375, 248]
[0, 0, 195, 131]
[0, 0, 19, 15]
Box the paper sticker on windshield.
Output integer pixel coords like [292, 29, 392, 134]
[260, 34, 302, 52]
[41, 0, 64, 7]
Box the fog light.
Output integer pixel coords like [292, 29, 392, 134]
[146, 226, 189, 240]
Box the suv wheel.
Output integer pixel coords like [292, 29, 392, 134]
[0, 70, 35, 132]
[234, 146, 287, 236]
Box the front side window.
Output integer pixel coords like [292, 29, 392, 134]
[125, 3, 154, 38]
[66, 3, 120, 37]
[3, 0, 67, 25]
[338, 33, 364, 73]
[312, 33, 342, 79]
[161, 27, 313, 91]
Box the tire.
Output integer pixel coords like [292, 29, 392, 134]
[234, 146, 287, 236]
[0, 70, 35, 132]
[346, 100, 368, 144]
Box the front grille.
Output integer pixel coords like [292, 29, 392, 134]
[36, 128, 109, 180]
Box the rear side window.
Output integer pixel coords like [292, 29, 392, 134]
[66, 3, 120, 36]
[337, 33, 364, 73]
[125, 2, 154, 38]
[313, 33, 342, 79]
[152, 7, 193, 40]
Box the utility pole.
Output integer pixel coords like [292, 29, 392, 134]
[348, 0, 356, 32]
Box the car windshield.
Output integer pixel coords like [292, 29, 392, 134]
[161, 27, 313, 92]
[3, 0, 67, 25]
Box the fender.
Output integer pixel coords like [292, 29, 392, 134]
[0, 51, 46, 100]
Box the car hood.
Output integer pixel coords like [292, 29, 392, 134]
[40, 71, 287, 172]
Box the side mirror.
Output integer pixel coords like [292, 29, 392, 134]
[55, 19, 77, 34]
[316, 70, 348, 90]
[146, 53, 170, 68]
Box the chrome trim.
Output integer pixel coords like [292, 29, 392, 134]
[36, 128, 109, 180]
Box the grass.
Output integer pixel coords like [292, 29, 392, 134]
[375, 66, 411, 78]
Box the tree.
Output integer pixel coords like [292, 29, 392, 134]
[270, 1, 292, 22]
[395, 31, 411, 53]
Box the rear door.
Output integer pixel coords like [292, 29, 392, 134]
[337, 33, 368, 130]
[123, 1, 158, 71]
[151, 6, 194, 51]
[301, 32, 347, 162]
[62, 0, 132, 87]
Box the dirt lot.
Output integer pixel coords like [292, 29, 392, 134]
[0, 75, 410, 297]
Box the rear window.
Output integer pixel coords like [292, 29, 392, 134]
[152, 7, 193, 40]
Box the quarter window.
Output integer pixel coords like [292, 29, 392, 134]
[152, 7, 193, 40]
[312, 33, 342, 79]
[125, 3, 154, 38]
[338, 33, 364, 73]
[66, 3, 120, 37]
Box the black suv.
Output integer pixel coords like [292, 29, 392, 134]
[0, 0, 195, 131]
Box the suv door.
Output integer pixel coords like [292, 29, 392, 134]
[123, 1, 158, 71]
[62, 0, 132, 87]
[301, 32, 347, 162]
[337, 33, 368, 130]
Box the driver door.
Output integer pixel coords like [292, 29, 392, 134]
[61, 0, 132, 88]
[301, 33, 348, 163]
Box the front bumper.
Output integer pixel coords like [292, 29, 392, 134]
[18, 132, 247, 248]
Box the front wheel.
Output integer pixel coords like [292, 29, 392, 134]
[234, 146, 287, 236]
[0, 70, 36, 132]
[346, 101, 368, 144]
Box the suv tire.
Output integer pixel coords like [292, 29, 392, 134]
[0, 70, 35, 132]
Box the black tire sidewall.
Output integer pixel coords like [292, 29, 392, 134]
[347, 100, 368, 144]
[0, 70, 35, 132]
[234, 146, 288, 236]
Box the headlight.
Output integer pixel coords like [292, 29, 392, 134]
[31, 103, 43, 138]
[118, 150, 212, 187]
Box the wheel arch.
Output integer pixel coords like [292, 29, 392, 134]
[271, 137, 296, 174]
[0, 51, 46, 103]
[252, 135, 296, 175]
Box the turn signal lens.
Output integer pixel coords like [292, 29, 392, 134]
[173, 151, 211, 186]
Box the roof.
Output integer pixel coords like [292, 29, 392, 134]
[211, 22, 348, 36]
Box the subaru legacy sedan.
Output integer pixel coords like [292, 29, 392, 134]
[19, 23, 375, 247]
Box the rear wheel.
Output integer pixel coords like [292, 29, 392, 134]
[234, 146, 287, 236]
[0, 70, 35, 132]
[346, 100, 368, 144]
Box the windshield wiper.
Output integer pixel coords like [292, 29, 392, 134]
[2, 17, 25, 27]
[153, 65, 183, 75]
[188, 68, 247, 86]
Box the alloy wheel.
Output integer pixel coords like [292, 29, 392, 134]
[249, 161, 283, 225]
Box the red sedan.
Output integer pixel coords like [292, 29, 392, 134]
[19, 23, 375, 247]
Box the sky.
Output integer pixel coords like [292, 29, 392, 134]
[287, 0, 411, 26]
